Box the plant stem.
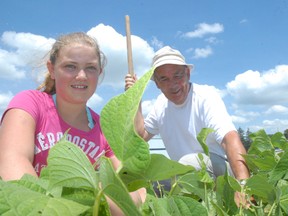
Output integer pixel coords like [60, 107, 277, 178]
[93, 190, 103, 216]
[267, 202, 276, 216]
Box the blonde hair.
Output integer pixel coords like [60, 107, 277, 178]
[37, 32, 106, 94]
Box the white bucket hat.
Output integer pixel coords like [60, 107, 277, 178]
[152, 46, 194, 70]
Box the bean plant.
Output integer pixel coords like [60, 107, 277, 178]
[1, 68, 288, 215]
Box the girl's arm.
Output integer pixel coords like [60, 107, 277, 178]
[0, 109, 36, 181]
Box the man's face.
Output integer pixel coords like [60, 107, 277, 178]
[154, 64, 191, 105]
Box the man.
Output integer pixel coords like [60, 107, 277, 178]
[125, 46, 249, 205]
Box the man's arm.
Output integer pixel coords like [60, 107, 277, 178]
[221, 130, 250, 181]
[221, 130, 252, 208]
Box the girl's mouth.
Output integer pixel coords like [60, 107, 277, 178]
[71, 85, 88, 89]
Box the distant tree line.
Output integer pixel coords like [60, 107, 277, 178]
[237, 127, 253, 150]
[237, 127, 288, 151]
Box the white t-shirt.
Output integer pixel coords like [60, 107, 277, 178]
[144, 83, 236, 161]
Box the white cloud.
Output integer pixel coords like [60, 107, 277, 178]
[183, 23, 224, 38]
[0, 24, 155, 89]
[231, 115, 249, 124]
[205, 37, 220, 44]
[150, 36, 163, 50]
[265, 105, 288, 115]
[240, 19, 248, 24]
[0, 91, 14, 118]
[226, 65, 288, 105]
[141, 99, 156, 117]
[262, 119, 288, 133]
[192, 46, 213, 59]
[233, 108, 260, 118]
[0, 32, 54, 80]
[87, 24, 154, 88]
[87, 93, 104, 110]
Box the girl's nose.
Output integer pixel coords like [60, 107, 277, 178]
[76, 69, 87, 79]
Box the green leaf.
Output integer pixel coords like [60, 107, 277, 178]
[46, 137, 98, 190]
[100, 68, 154, 174]
[242, 150, 277, 173]
[41, 197, 91, 216]
[99, 157, 141, 216]
[197, 128, 214, 156]
[0, 180, 90, 216]
[142, 194, 208, 216]
[61, 187, 95, 206]
[119, 154, 194, 191]
[170, 196, 208, 215]
[278, 180, 288, 214]
[269, 151, 288, 183]
[248, 129, 274, 154]
[142, 194, 170, 215]
[226, 175, 241, 192]
[246, 174, 276, 204]
[177, 171, 213, 200]
[215, 176, 238, 214]
[271, 132, 288, 151]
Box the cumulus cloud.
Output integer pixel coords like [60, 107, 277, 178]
[226, 65, 288, 105]
[262, 119, 288, 133]
[141, 99, 156, 117]
[0, 91, 14, 118]
[87, 24, 154, 88]
[0, 32, 54, 80]
[265, 105, 288, 115]
[150, 36, 163, 50]
[192, 46, 213, 59]
[0, 24, 155, 89]
[182, 23, 224, 38]
[240, 19, 248, 24]
[87, 93, 104, 109]
[231, 115, 250, 124]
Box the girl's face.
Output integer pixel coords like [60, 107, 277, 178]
[48, 43, 101, 105]
[154, 64, 191, 105]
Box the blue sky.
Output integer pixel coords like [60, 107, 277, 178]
[1, 0, 288, 135]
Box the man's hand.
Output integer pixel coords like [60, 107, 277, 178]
[125, 74, 137, 91]
[234, 191, 250, 209]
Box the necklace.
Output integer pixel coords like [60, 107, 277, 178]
[52, 94, 94, 129]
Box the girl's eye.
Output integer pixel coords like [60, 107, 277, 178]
[65, 64, 76, 70]
[86, 66, 98, 73]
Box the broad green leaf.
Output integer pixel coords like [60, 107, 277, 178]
[242, 150, 277, 174]
[119, 154, 194, 191]
[142, 194, 208, 216]
[197, 128, 214, 156]
[248, 129, 274, 154]
[61, 187, 95, 206]
[169, 196, 208, 215]
[271, 132, 288, 151]
[0, 180, 89, 216]
[211, 201, 230, 216]
[269, 151, 288, 183]
[177, 172, 210, 200]
[16, 174, 48, 194]
[276, 180, 288, 214]
[100, 68, 154, 174]
[46, 137, 98, 190]
[99, 157, 141, 216]
[246, 174, 276, 204]
[215, 176, 238, 214]
[225, 175, 241, 192]
[142, 194, 170, 215]
[40, 197, 90, 216]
